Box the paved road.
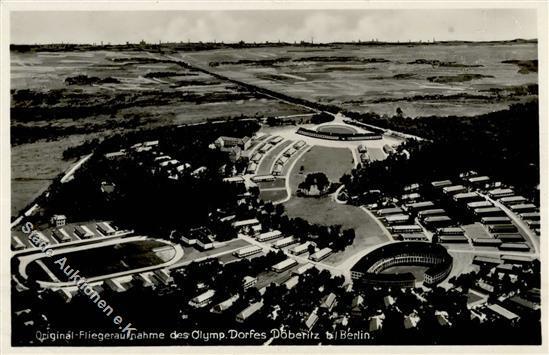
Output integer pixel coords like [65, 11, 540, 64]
[60, 153, 93, 183]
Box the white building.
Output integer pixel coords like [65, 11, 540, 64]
[189, 290, 216, 308]
[50, 214, 67, 227]
[242, 276, 257, 290]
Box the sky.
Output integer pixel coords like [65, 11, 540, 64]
[11, 9, 538, 44]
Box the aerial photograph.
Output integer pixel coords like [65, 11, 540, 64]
[6, 6, 543, 348]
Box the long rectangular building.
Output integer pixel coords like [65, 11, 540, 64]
[467, 201, 492, 210]
[495, 234, 525, 243]
[472, 238, 502, 247]
[234, 245, 262, 258]
[283, 276, 300, 290]
[236, 302, 263, 323]
[257, 230, 282, 242]
[488, 224, 518, 234]
[510, 204, 537, 213]
[437, 227, 464, 236]
[499, 243, 530, 252]
[385, 214, 410, 225]
[423, 216, 452, 227]
[309, 248, 333, 262]
[399, 233, 428, 241]
[293, 263, 314, 275]
[97, 222, 115, 236]
[272, 258, 297, 273]
[431, 180, 452, 188]
[439, 235, 468, 243]
[418, 209, 446, 218]
[453, 192, 479, 202]
[273, 236, 297, 249]
[474, 207, 504, 217]
[52, 228, 72, 242]
[488, 188, 514, 198]
[377, 207, 403, 216]
[442, 185, 467, 195]
[390, 225, 423, 233]
[519, 212, 540, 221]
[480, 216, 511, 225]
[406, 201, 435, 212]
[289, 242, 311, 255]
[499, 196, 527, 206]
[189, 290, 216, 308]
[74, 225, 94, 239]
[468, 176, 490, 185]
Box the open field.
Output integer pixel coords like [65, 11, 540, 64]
[259, 189, 288, 203]
[283, 144, 388, 266]
[10, 133, 105, 216]
[10, 50, 312, 217]
[182, 43, 537, 117]
[256, 178, 286, 189]
[317, 124, 358, 134]
[288, 145, 354, 190]
[285, 198, 389, 266]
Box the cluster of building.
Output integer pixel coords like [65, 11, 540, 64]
[57, 267, 175, 302]
[370, 173, 538, 253]
[181, 226, 217, 250]
[296, 127, 381, 141]
[246, 136, 282, 174]
[350, 242, 453, 288]
[11, 215, 117, 251]
[431, 176, 535, 251]
[230, 224, 333, 264]
[213, 135, 252, 162]
[465, 254, 540, 325]
[104, 139, 206, 180]
[272, 140, 306, 176]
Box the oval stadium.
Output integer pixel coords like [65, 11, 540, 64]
[316, 124, 358, 135]
[21, 237, 182, 288]
[350, 242, 453, 288]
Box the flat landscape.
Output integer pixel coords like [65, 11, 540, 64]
[181, 42, 538, 117]
[11, 42, 537, 217]
[287, 145, 354, 189]
[10, 49, 311, 216]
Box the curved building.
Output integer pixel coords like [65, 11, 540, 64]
[350, 242, 453, 288]
[296, 127, 382, 141]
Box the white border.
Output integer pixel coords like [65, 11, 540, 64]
[1, 1, 547, 354]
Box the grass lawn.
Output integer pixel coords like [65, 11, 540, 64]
[289, 145, 354, 191]
[257, 178, 286, 189]
[381, 265, 430, 281]
[284, 196, 389, 266]
[282, 144, 389, 266]
[259, 189, 288, 203]
[11, 135, 99, 216]
[317, 125, 358, 134]
[27, 240, 176, 282]
[256, 140, 294, 175]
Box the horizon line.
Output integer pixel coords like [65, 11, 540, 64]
[10, 38, 538, 46]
